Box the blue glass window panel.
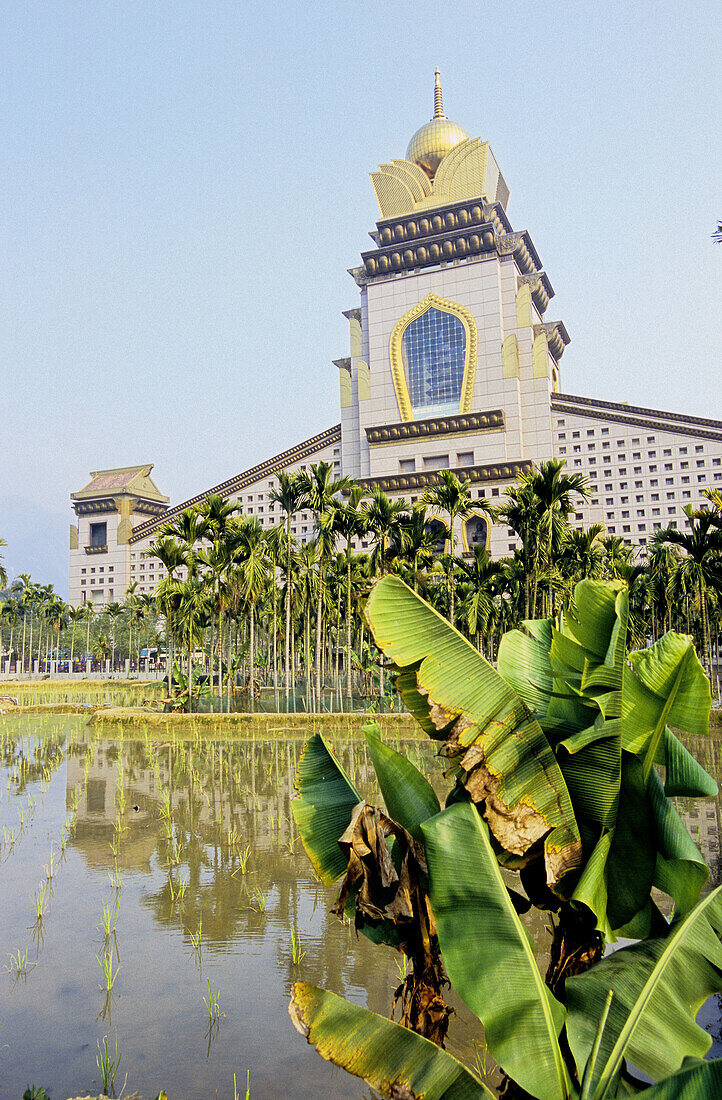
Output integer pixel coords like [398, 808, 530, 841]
[401, 308, 466, 412]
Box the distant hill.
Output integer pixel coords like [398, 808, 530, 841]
[0, 495, 69, 597]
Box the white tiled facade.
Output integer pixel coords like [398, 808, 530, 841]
[551, 397, 722, 549]
[69, 96, 722, 603]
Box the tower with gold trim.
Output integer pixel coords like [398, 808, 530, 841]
[338, 71, 568, 555]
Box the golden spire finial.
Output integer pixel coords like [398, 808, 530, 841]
[433, 67, 445, 119]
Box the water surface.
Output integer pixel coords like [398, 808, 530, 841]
[0, 715, 720, 1099]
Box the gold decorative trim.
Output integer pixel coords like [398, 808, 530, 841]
[346, 460, 532, 496]
[501, 334, 519, 379]
[389, 293, 478, 422]
[462, 511, 491, 553]
[366, 409, 504, 446]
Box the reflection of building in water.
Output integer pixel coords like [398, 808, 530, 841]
[674, 735, 722, 887]
[66, 734, 423, 855]
[680, 799, 720, 885]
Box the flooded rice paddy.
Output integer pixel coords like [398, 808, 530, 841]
[0, 708, 721, 1099]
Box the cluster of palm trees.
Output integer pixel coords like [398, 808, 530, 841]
[2, 459, 720, 703]
[133, 459, 722, 710]
[0, 576, 159, 674]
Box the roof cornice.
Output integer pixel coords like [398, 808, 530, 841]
[552, 393, 722, 441]
[129, 424, 341, 544]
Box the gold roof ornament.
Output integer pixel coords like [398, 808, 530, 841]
[406, 68, 470, 179]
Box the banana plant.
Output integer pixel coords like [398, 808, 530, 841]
[290, 575, 721, 1099]
[368, 576, 715, 945]
[292, 784, 722, 1099]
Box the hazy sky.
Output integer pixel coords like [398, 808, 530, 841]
[1, 1, 720, 587]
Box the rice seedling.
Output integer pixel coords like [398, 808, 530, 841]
[158, 789, 171, 820]
[96, 1030, 122, 1095]
[472, 1037, 492, 1080]
[168, 832, 181, 865]
[233, 1070, 251, 1100]
[4, 948, 35, 975]
[97, 949, 120, 992]
[98, 898, 120, 937]
[31, 881, 47, 920]
[43, 845, 56, 880]
[108, 864, 122, 891]
[231, 844, 251, 879]
[108, 834, 119, 859]
[289, 927, 306, 966]
[203, 978, 222, 1024]
[187, 919, 201, 954]
[249, 887, 266, 912]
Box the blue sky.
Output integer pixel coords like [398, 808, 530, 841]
[1, 1, 720, 593]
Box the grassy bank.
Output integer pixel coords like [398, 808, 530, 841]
[0, 679, 163, 694]
[89, 706, 419, 735]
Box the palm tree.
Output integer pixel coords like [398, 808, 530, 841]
[457, 547, 503, 654]
[16, 573, 32, 672]
[124, 581, 141, 672]
[174, 577, 210, 711]
[2, 597, 21, 672]
[148, 536, 187, 695]
[263, 521, 287, 702]
[232, 517, 270, 706]
[331, 487, 368, 704]
[83, 601, 94, 671]
[397, 504, 437, 592]
[302, 462, 353, 708]
[270, 471, 309, 707]
[656, 505, 722, 671]
[423, 469, 473, 623]
[559, 523, 606, 588]
[490, 482, 540, 618]
[0, 537, 7, 589]
[45, 597, 69, 669]
[523, 459, 589, 617]
[363, 488, 409, 576]
[199, 493, 237, 700]
[67, 605, 86, 672]
[163, 508, 209, 578]
[600, 534, 634, 579]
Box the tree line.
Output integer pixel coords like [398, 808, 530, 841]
[1, 458, 721, 707]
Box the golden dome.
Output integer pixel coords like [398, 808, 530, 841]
[406, 69, 469, 179]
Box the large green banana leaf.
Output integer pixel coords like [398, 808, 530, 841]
[422, 801, 572, 1100]
[497, 582, 627, 837]
[292, 733, 361, 884]
[621, 633, 711, 767]
[565, 884, 722, 1086]
[628, 1058, 722, 1100]
[363, 722, 440, 840]
[366, 575, 581, 889]
[647, 769, 709, 917]
[498, 581, 715, 934]
[289, 982, 493, 1099]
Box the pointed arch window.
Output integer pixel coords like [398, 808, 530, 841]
[389, 293, 477, 421]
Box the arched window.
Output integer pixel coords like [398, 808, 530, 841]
[389, 293, 477, 421]
[463, 513, 489, 553]
[401, 308, 466, 415]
